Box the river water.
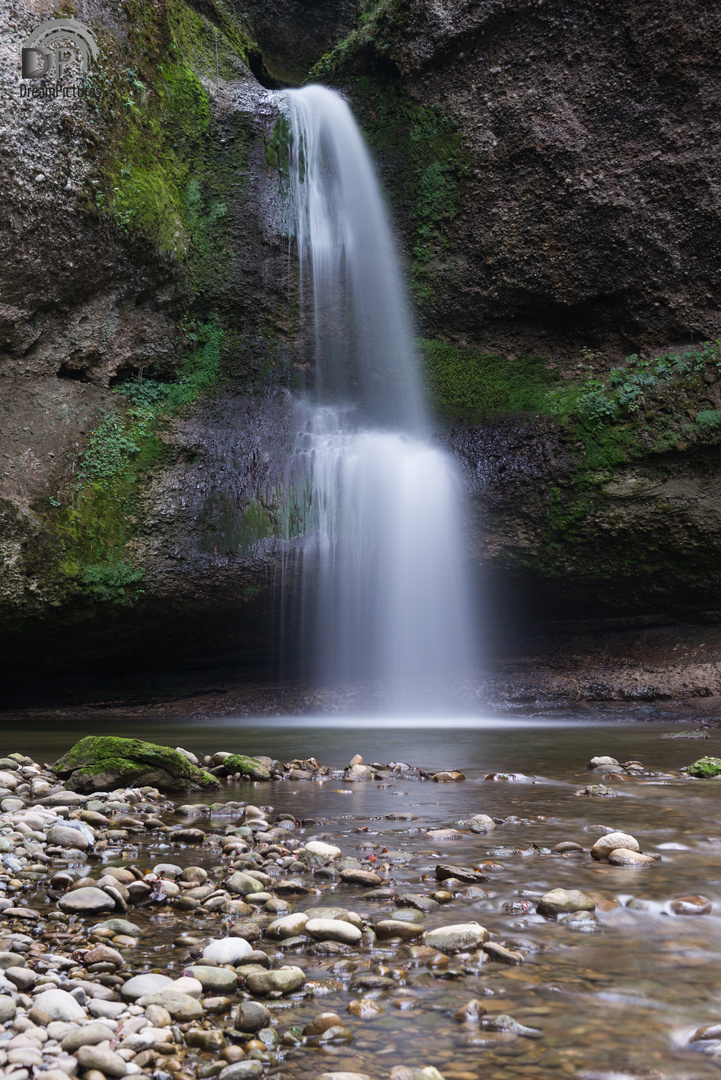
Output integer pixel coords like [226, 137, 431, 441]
[4, 714, 721, 1079]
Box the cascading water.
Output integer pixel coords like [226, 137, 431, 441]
[279, 85, 477, 702]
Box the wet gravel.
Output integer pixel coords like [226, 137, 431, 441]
[2, 724, 721, 1080]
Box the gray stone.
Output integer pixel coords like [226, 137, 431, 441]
[590, 832, 640, 860]
[187, 966, 238, 993]
[0, 995, 17, 1022]
[61, 1023, 116, 1052]
[88, 999, 127, 1019]
[58, 887, 115, 914]
[306, 918, 362, 945]
[92, 918, 143, 937]
[219, 1062, 263, 1080]
[234, 1000, 271, 1033]
[226, 872, 265, 896]
[202, 937, 252, 964]
[424, 922, 489, 953]
[245, 966, 306, 996]
[468, 814, 496, 834]
[141, 990, 204, 1020]
[265, 913, 309, 939]
[76, 1045, 129, 1077]
[121, 973, 174, 1000]
[537, 888, 596, 917]
[33, 988, 87, 1021]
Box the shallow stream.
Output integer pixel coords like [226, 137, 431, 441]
[5, 715, 721, 1079]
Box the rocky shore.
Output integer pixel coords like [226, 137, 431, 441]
[1, 735, 721, 1080]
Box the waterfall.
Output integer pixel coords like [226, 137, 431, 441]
[279, 85, 477, 701]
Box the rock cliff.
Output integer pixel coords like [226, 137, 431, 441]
[2, 0, 721, 697]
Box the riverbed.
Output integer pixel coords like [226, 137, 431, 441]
[2, 715, 721, 1080]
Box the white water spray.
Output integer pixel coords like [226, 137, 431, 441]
[279, 85, 477, 698]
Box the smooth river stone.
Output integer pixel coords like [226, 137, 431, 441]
[47, 824, 91, 849]
[265, 913, 309, 939]
[76, 1045, 130, 1078]
[61, 1023, 116, 1052]
[306, 918, 362, 945]
[339, 868, 382, 886]
[670, 895, 713, 915]
[226, 871, 265, 896]
[58, 887, 115, 914]
[245, 966, 306, 996]
[141, 990, 204, 1020]
[33, 989, 87, 1021]
[187, 966, 239, 993]
[234, 1001, 271, 1033]
[608, 848, 658, 866]
[424, 923, 489, 953]
[590, 832, 640, 860]
[202, 937, 253, 964]
[348, 997, 384, 1019]
[121, 973, 174, 1000]
[303, 841, 342, 860]
[537, 888, 596, 917]
[468, 814, 496, 833]
[374, 920, 424, 940]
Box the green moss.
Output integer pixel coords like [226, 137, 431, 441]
[84, 0, 252, 294]
[420, 339, 584, 421]
[53, 736, 220, 791]
[336, 75, 464, 304]
[43, 319, 224, 607]
[688, 756, 721, 779]
[223, 754, 271, 780]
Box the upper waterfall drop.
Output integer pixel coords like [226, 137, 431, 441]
[278, 85, 478, 701]
[281, 85, 425, 431]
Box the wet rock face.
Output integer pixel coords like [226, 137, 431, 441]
[349, 0, 721, 358]
[240, 0, 360, 84]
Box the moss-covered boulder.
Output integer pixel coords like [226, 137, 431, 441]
[222, 754, 271, 781]
[688, 756, 721, 779]
[53, 737, 220, 794]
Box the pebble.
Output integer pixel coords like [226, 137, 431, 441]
[537, 888, 596, 917]
[607, 848, 658, 866]
[60, 1023, 116, 1051]
[77, 1044, 136, 1077]
[670, 894, 713, 915]
[246, 966, 306, 995]
[306, 918, 362, 944]
[33, 989, 87, 1021]
[121, 972, 174, 999]
[590, 832, 640, 860]
[202, 937, 253, 963]
[58, 887, 115, 914]
[187, 965, 239, 992]
[424, 923, 489, 953]
[347, 997, 383, 1019]
[234, 1001, 271, 1032]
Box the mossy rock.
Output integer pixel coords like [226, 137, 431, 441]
[53, 737, 221, 794]
[688, 756, 721, 779]
[223, 754, 271, 781]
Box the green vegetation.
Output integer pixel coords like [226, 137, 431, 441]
[575, 341, 721, 431]
[420, 337, 721, 583]
[420, 339, 583, 421]
[223, 754, 271, 780]
[53, 736, 220, 791]
[82, 0, 252, 295]
[345, 76, 465, 303]
[687, 756, 721, 779]
[47, 319, 223, 605]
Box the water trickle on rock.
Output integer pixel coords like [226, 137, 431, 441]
[279, 84, 477, 701]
